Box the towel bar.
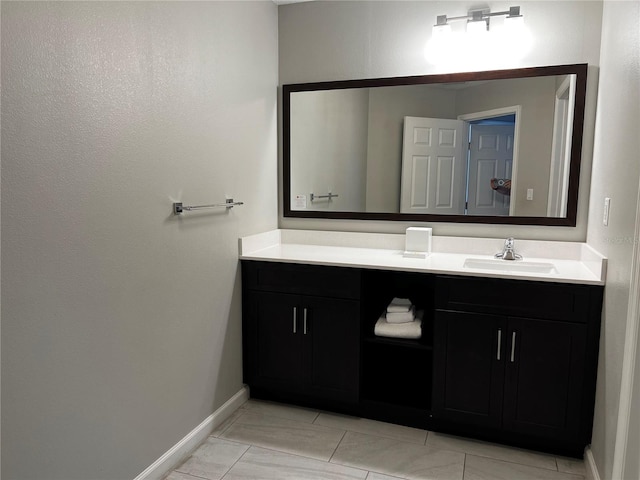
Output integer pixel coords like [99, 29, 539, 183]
[310, 192, 339, 202]
[173, 198, 244, 215]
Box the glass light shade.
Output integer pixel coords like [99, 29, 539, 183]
[504, 15, 525, 31]
[466, 20, 488, 35]
[432, 23, 451, 39]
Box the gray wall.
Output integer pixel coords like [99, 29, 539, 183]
[278, 1, 603, 240]
[454, 76, 557, 217]
[366, 85, 457, 213]
[1, 2, 278, 479]
[290, 89, 369, 212]
[586, 2, 640, 479]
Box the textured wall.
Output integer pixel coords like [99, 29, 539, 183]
[290, 88, 369, 212]
[586, 2, 640, 479]
[454, 76, 557, 217]
[278, 1, 603, 240]
[365, 85, 457, 213]
[1, 2, 277, 479]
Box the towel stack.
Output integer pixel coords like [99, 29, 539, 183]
[374, 297, 423, 339]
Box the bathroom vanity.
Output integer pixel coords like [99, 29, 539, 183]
[240, 230, 605, 457]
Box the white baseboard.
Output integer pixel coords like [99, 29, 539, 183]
[585, 447, 602, 480]
[133, 385, 249, 480]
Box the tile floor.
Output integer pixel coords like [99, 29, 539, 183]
[165, 399, 587, 480]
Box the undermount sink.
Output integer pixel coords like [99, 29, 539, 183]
[463, 258, 559, 274]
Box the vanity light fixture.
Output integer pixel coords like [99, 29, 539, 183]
[433, 6, 523, 34]
[432, 15, 452, 38]
[503, 6, 525, 30]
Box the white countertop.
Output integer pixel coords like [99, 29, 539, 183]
[239, 230, 607, 286]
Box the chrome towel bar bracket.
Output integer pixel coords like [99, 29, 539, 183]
[310, 192, 339, 202]
[173, 198, 244, 215]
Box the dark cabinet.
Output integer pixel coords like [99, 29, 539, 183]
[433, 312, 587, 439]
[502, 317, 587, 441]
[432, 275, 602, 454]
[304, 295, 360, 401]
[241, 261, 603, 457]
[246, 291, 304, 389]
[242, 262, 361, 404]
[432, 311, 506, 429]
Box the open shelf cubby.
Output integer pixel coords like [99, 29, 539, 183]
[361, 269, 435, 347]
[361, 339, 432, 410]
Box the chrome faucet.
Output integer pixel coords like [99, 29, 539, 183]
[495, 237, 522, 261]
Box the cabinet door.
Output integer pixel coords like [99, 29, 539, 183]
[433, 310, 506, 428]
[303, 296, 360, 403]
[503, 317, 587, 440]
[246, 291, 305, 391]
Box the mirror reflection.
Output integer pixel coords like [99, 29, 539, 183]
[285, 65, 586, 226]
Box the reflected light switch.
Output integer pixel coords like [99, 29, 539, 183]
[294, 195, 307, 209]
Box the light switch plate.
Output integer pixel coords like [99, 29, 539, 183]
[603, 197, 610, 226]
[527, 189, 534, 200]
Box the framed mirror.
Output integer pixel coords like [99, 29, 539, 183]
[283, 64, 587, 226]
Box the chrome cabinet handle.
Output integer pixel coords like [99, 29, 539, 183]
[303, 308, 308, 335]
[510, 331, 517, 362]
[497, 329, 502, 361]
[293, 307, 297, 334]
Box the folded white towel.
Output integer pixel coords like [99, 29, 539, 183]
[386, 297, 413, 313]
[385, 306, 415, 324]
[374, 314, 422, 339]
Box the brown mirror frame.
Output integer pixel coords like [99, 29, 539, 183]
[283, 64, 587, 226]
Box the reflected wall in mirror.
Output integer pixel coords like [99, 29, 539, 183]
[283, 64, 587, 226]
